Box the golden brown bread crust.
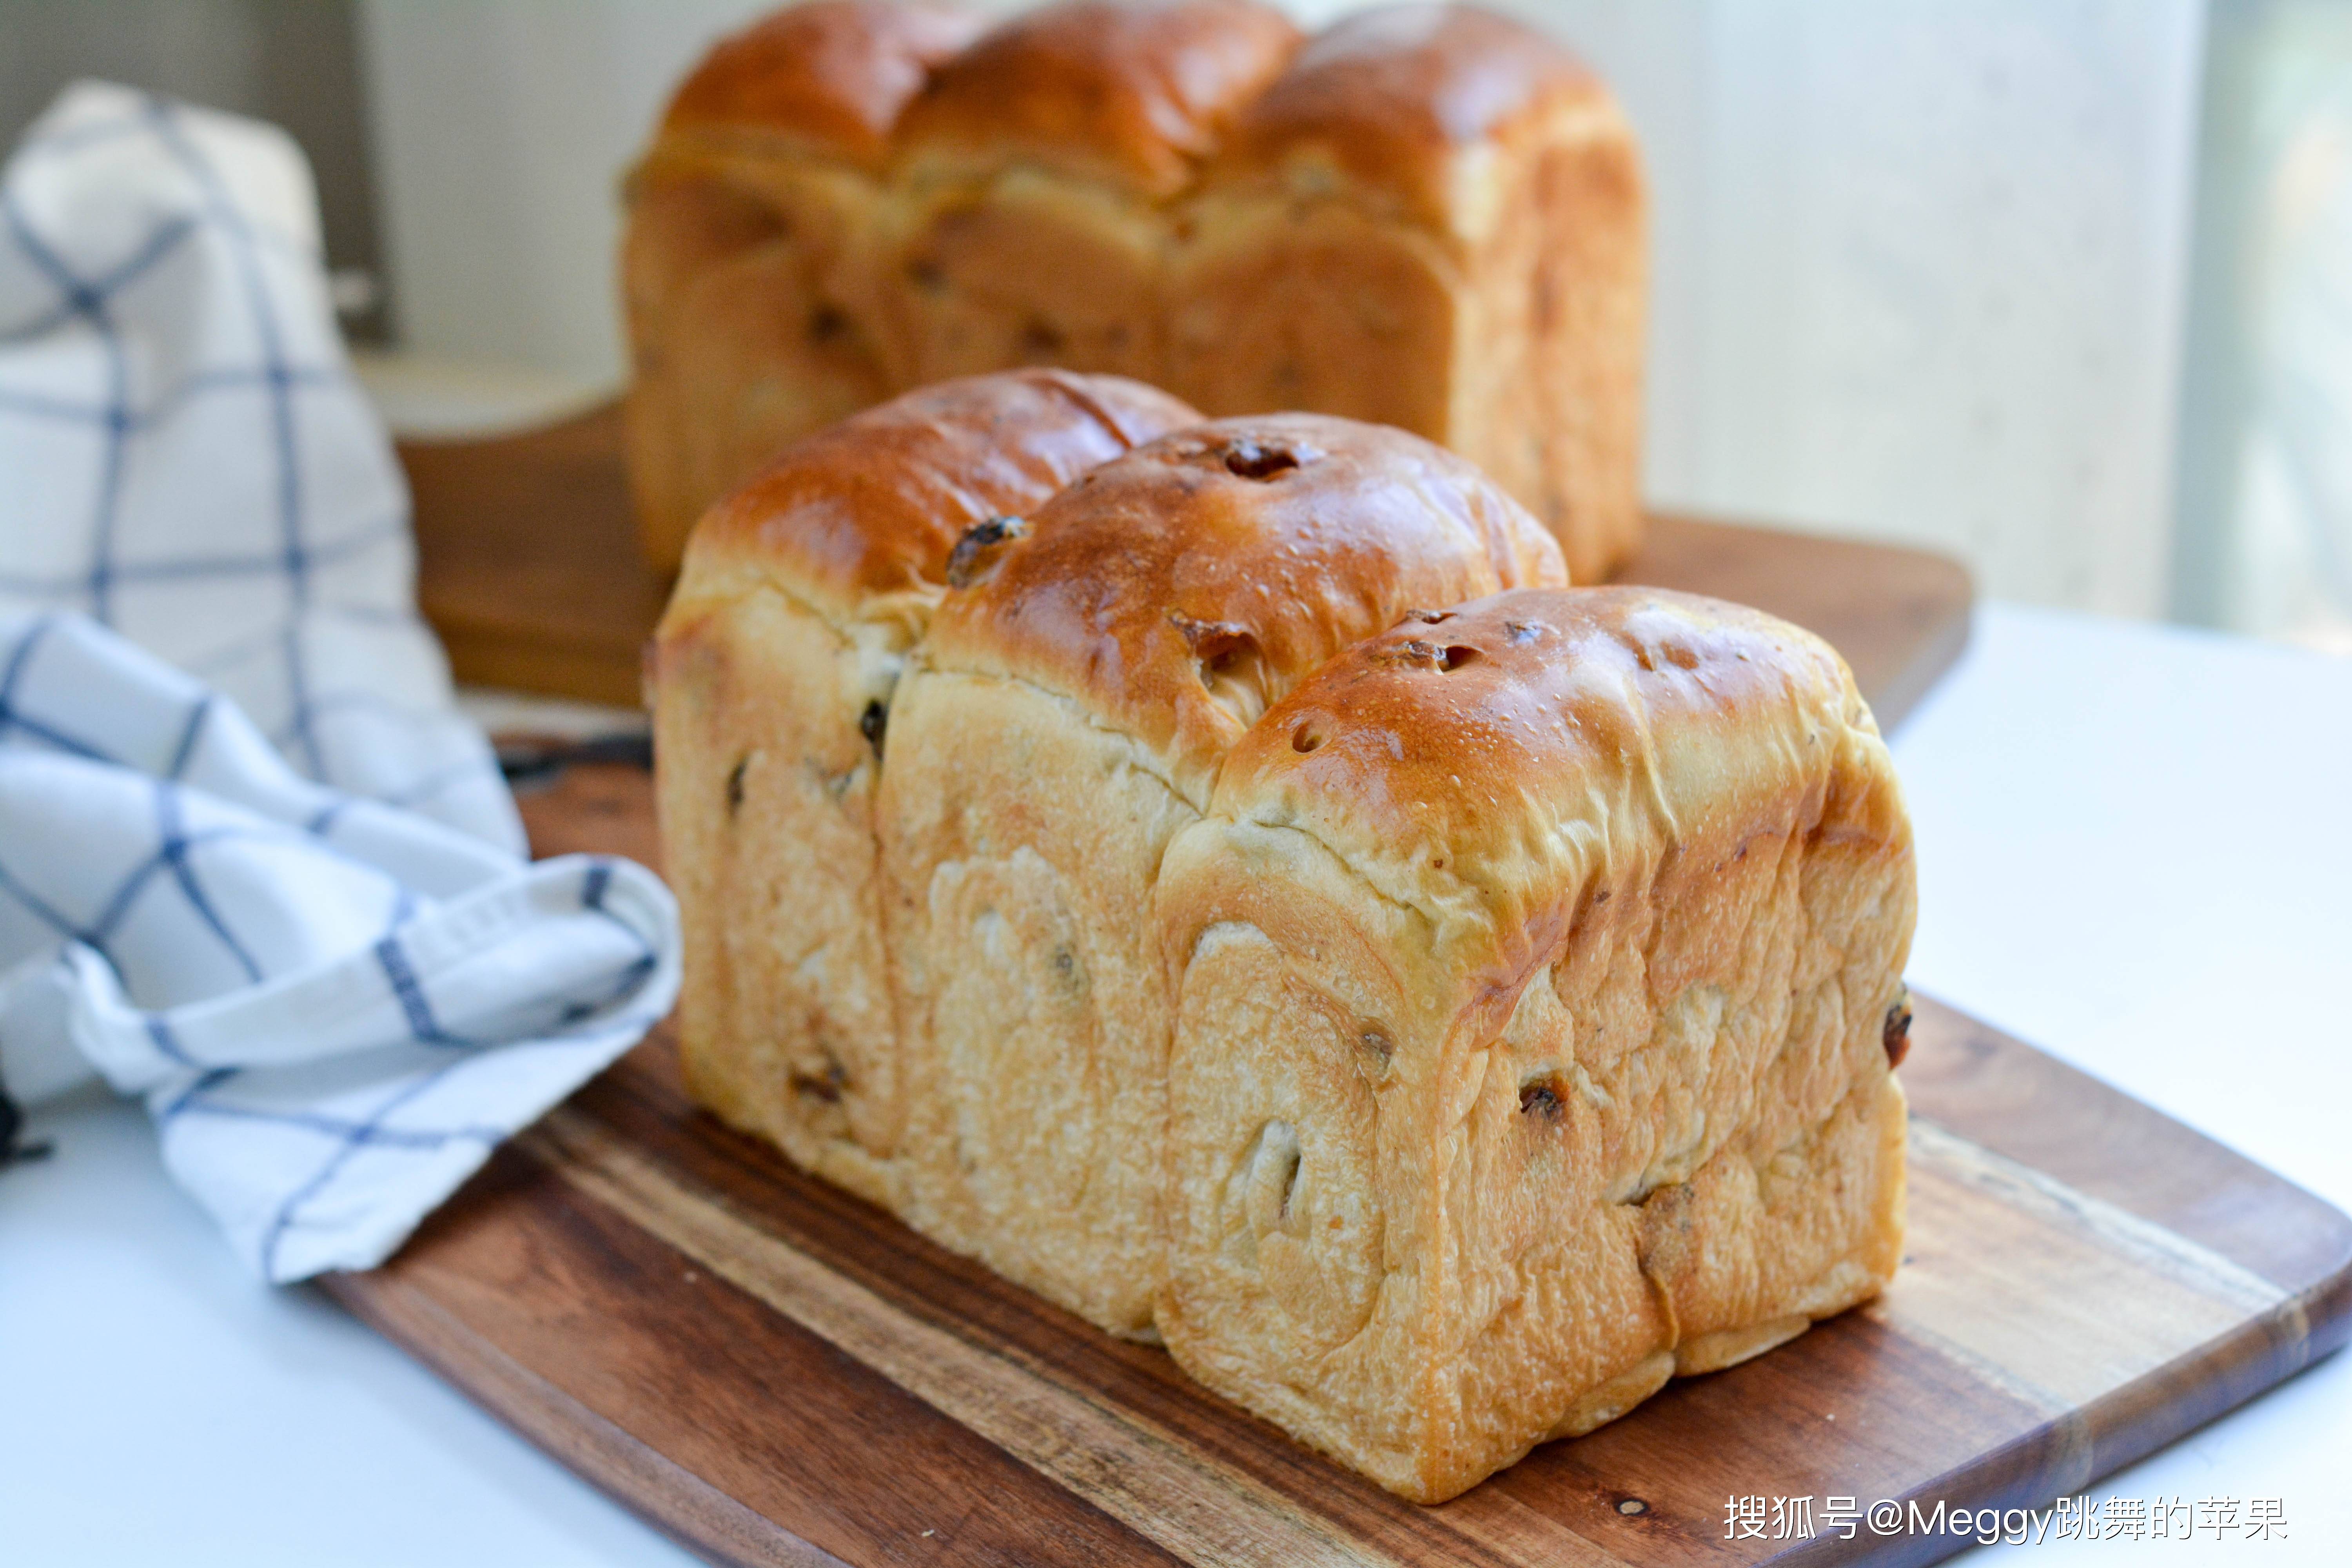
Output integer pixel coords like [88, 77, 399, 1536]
[659, 0, 982, 165]
[682, 368, 1200, 618]
[1154, 585, 1912, 1500]
[653, 370, 1198, 1208]
[1210, 4, 1604, 230]
[893, 0, 1303, 196]
[1212, 585, 1906, 937]
[920, 413, 1567, 799]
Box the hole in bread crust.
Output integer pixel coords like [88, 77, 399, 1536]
[807, 305, 848, 344]
[1355, 1027, 1394, 1082]
[945, 515, 1028, 589]
[790, 1053, 848, 1105]
[859, 699, 887, 759]
[1170, 612, 1268, 727]
[1504, 619, 1546, 646]
[1372, 638, 1467, 672]
[1291, 721, 1325, 754]
[1221, 439, 1301, 481]
[1397, 608, 1454, 626]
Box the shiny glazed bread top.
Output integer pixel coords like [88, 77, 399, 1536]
[919, 413, 1567, 798]
[655, 0, 984, 166]
[677, 370, 1201, 620]
[653, 1, 1604, 201]
[894, 0, 1305, 196]
[1209, 585, 1907, 987]
[1204, 3, 1615, 229]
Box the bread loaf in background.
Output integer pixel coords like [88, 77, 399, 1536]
[623, 0, 1648, 582]
[650, 370, 1198, 1207]
[878, 413, 1566, 1334]
[1151, 585, 1913, 1501]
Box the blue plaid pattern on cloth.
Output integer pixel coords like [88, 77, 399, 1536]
[0, 81, 520, 853]
[0, 612, 681, 1281]
[0, 87, 678, 1281]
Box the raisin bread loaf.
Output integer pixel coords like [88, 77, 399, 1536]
[650, 405, 1914, 1506]
[622, 1, 1646, 581]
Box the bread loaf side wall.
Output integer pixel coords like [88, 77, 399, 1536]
[653, 578, 918, 1210]
[887, 171, 1171, 390]
[879, 668, 1202, 1333]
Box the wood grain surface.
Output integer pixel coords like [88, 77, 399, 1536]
[324, 765, 2352, 1568]
[399, 403, 1973, 724]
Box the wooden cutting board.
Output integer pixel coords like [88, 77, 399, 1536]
[323, 764, 2352, 1568]
[398, 403, 1973, 727]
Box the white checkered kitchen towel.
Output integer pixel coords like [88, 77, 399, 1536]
[0, 88, 681, 1281]
[0, 81, 517, 847]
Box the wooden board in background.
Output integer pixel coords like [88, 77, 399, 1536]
[399, 403, 1974, 725]
[323, 765, 2352, 1568]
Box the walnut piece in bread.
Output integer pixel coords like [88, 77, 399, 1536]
[651, 370, 1197, 1207]
[1152, 586, 1913, 1501]
[878, 415, 1567, 1334]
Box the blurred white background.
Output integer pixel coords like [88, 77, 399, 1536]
[9, 1, 2352, 648]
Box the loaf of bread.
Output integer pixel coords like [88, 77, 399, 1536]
[650, 392, 1913, 1505]
[878, 413, 1566, 1333]
[1152, 585, 1913, 1501]
[624, 0, 1647, 582]
[651, 370, 1198, 1205]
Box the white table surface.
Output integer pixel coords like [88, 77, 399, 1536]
[7, 601, 2350, 1566]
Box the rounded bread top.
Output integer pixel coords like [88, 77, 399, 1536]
[658, 1, 985, 167]
[676, 370, 1200, 619]
[1212, 586, 1905, 956]
[1207, 4, 1615, 225]
[921, 413, 1567, 799]
[893, 0, 1304, 199]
